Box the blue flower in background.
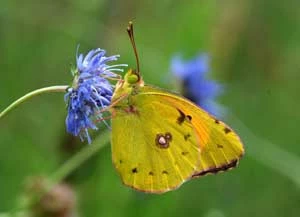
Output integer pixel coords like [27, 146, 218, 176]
[65, 48, 126, 143]
[171, 53, 224, 117]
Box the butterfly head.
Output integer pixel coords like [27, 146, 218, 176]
[112, 68, 144, 103]
[125, 67, 145, 84]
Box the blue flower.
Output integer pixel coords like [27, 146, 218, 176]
[65, 48, 126, 143]
[171, 54, 224, 117]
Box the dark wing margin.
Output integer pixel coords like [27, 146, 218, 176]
[192, 159, 238, 177]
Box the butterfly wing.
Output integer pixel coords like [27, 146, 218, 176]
[111, 92, 201, 193]
[138, 85, 245, 177]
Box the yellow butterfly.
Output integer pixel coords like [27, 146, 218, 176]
[110, 22, 244, 193]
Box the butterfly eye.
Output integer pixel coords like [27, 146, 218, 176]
[127, 73, 139, 84]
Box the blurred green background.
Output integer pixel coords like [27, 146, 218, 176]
[1, 0, 300, 216]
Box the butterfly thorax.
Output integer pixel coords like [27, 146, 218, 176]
[111, 69, 144, 108]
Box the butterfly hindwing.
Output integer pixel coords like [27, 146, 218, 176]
[111, 92, 201, 193]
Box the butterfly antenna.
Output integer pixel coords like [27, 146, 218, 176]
[127, 21, 140, 78]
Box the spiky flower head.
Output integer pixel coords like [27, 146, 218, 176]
[171, 53, 224, 117]
[65, 47, 126, 143]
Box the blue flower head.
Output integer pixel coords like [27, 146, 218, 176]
[65, 47, 126, 143]
[171, 53, 224, 117]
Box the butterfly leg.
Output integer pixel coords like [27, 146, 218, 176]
[95, 93, 129, 115]
[95, 115, 113, 123]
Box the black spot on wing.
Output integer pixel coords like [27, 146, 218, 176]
[162, 170, 169, 175]
[184, 134, 191, 141]
[155, 133, 172, 149]
[224, 127, 232, 134]
[165, 132, 172, 141]
[132, 168, 138, 173]
[176, 108, 192, 123]
[176, 109, 186, 125]
[217, 144, 223, 148]
[181, 151, 189, 156]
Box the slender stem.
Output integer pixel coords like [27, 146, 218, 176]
[228, 113, 300, 187]
[0, 85, 69, 119]
[48, 130, 110, 187]
[0, 129, 110, 215]
[5, 131, 110, 216]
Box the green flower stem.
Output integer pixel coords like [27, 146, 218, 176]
[9, 131, 110, 216]
[0, 85, 68, 119]
[228, 113, 300, 187]
[48, 130, 110, 188]
[0, 85, 111, 215]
